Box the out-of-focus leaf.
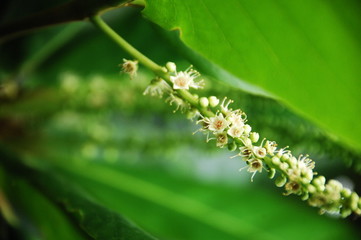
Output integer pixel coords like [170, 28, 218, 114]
[54, 161, 359, 240]
[143, 0, 361, 152]
[3, 172, 85, 240]
[1, 153, 157, 240]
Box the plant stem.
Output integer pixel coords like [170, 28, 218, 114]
[89, 15, 214, 117]
[89, 15, 164, 76]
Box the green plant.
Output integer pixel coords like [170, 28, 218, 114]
[1, 1, 361, 239]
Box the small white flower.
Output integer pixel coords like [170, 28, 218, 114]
[264, 140, 277, 155]
[170, 66, 204, 90]
[143, 78, 172, 98]
[248, 159, 263, 173]
[120, 59, 138, 79]
[227, 125, 244, 138]
[227, 111, 245, 127]
[216, 132, 228, 148]
[253, 146, 267, 159]
[276, 147, 291, 158]
[297, 154, 315, 170]
[208, 113, 229, 133]
[239, 159, 263, 182]
[285, 181, 302, 195]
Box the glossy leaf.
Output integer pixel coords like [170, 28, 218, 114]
[143, 0, 361, 151]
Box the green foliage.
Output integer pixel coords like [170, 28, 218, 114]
[1, 1, 361, 240]
[2, 160, 157, 240]
[143, 0, 361, 152]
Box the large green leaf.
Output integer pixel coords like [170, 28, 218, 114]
[142, 0, 361, 152]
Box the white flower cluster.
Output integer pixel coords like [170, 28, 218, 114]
[141, 62, 361, 218]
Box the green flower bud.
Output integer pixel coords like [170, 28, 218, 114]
[307, 184, 316, 193]
[243, 124, 252, 135]
[280, 162, 289, 171]
[340, 207, 352, 218]
[350, 192, 359, 211]
[341, 188, 352, 198]
[275, 175, 287, 187]
[209, 96, 220, 107]
[250, 132, 260, 143]
[272, 156, 280, 166]
[166, 62, 177, 72]
[228, 141, 237, 151]
[268, 168, 276, 179]
[301, 192, 309, 201]
[199, 97, 209, 108]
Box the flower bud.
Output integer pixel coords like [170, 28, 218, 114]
[301, 192, 309, 201]
[301, 177, 311, 185]
[243, 124, 252, 135]
[280, 162, 289, 171]
[275, 175, 287, 187]
[249, 132, 259, 143]
[243, 138, 252, 147]
[209, 96, 220, 107]
[199, 97, 209, 108]
[121, 59, 138, 79]
[307, 184, 316, 193]
[317, 176, 326, 185]
[341, 188, 352, 198]
[340, 208, 352, 218]
[272, 156, 280, 166]
[268, 168, 276, 179]
[228, 141, 237, 151]
[166, 62, 177, 72]
[350, 192, 359, 211]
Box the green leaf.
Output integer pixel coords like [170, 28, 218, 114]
[2, 172, 85, 240]
[54, 161, 359, 240]
[142, 0, 361, 152]
[0, 153, 157, 240]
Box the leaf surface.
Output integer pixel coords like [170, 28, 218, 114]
[143, 0, 361, 151]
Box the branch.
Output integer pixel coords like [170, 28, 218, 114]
[0, 0, 135, 43]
